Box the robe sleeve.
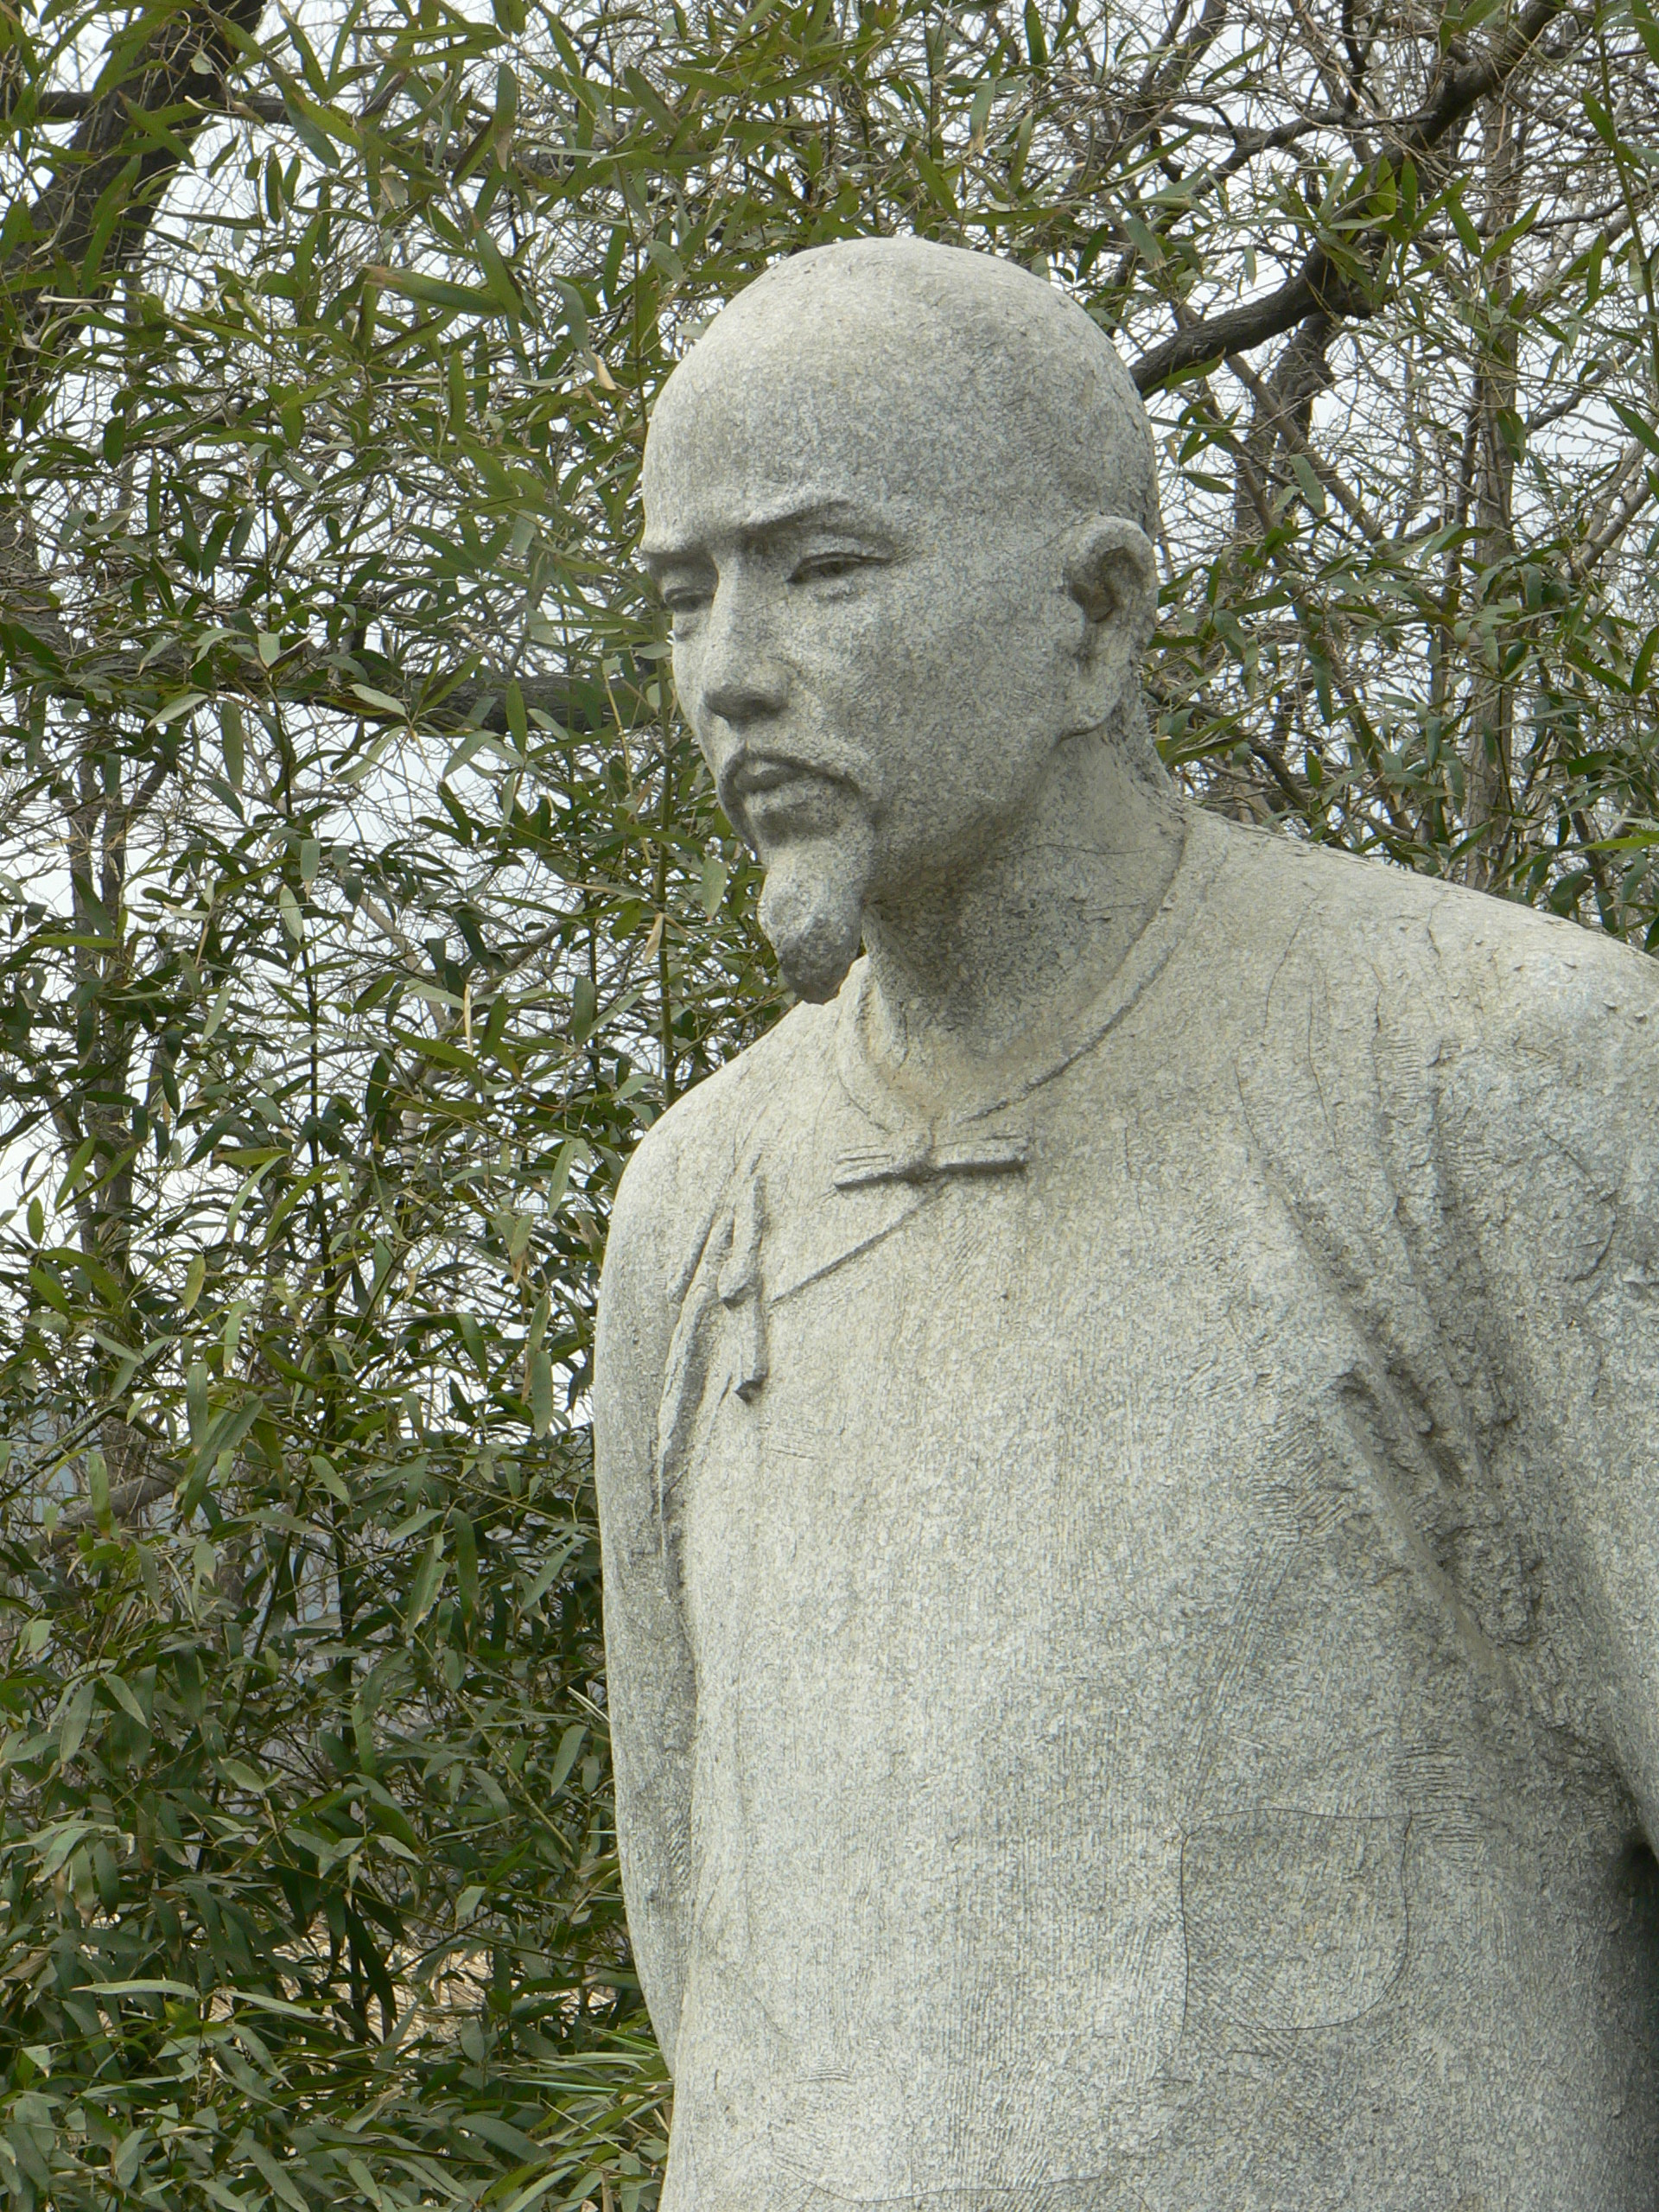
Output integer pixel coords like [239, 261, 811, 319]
[593, 1125, 704, 2071]
[1446, 919, 1659, 1842]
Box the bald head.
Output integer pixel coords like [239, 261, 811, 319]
[647, 237, 1158, 539]
[640, 238, 1169, 1006]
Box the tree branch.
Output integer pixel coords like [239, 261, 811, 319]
[0, 638, 604, 737]
[1569, 437, 1659, 582]
[16, 87, 284, 124]
[1224, 340, 1383, 539]
[1131, 0, 1566, 391]
[3, 0, 270, 425]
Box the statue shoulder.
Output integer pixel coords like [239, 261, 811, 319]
[607, 997, 837, 1295]
[597, 999, 836, 1461]
[1197, 811, 1659, 1063]
[1390, 861, 1659, 1084]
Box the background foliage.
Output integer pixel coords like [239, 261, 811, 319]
[3, 0, 1659, 2202]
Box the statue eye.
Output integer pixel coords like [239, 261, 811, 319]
[661, 583, 711, 619]
[790, 550, 880, 586]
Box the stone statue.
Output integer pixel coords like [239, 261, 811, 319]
[593, 238, 1659, 2209]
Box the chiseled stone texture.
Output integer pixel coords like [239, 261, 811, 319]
[594, 239, 1659, 2208]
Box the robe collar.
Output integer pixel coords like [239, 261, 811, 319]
[829, 802, 1214, 1190]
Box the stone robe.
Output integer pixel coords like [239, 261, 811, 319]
[594, 805, 1659, 2209]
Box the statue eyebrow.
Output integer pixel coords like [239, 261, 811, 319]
[738, 493, 864, 537]
[638, 493, 875, 565]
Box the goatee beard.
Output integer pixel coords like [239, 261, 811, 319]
[758, 826, 874, 1004]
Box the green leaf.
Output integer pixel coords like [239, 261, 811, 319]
[474, 227, 525, 317]
[73, 1980, 196, 1999]
[352, 683, 406, 716]
[1121, 212, 1164, 267]
[274, 74, 345, 168]
[219, 699, 245, 790]
[521, 1533, 580, 1616]
[405, 1531, 446, 1631]
[1583, 91, 1619, 149]
[454, 1511, 479, 1621]
[245, 2139, 310, 2212]
[1446, 184, 1482, 255]
[1287, 454, 1327, 515]
[367, 264, 508, 316]
[101, 1674, 147, 1726]
[149, 690, 206, 729]
[529, 1346, 555, 1437]
[56, 1135, 97, 1206]
[549, 1723, 587, 1793]
[1611, 397, 1659, 461]
[111, 2129, 148, 2187]
[200, 982, 233, 1042]
[1632, 0, 1659, 71]
[458, 1311, 488, 1371]
[187, 1360, 209, 1444]
[57, 1681, 95, 1764]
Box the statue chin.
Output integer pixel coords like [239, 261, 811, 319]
[759, 836, 871, 1004]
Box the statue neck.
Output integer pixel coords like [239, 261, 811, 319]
[857, 723, 1185, 1110]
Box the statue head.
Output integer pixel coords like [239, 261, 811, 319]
[639, 236, 1165, 1003]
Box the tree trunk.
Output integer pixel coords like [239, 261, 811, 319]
[1460, 93, 1520, 887]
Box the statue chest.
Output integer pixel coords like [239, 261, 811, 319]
[677, 1118, 1408, 1819]
[658, 1072, 1655, 2206]
[671, 1122, 1452, 2111]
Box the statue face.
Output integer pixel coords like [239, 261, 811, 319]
[640, 334, 1091, 999]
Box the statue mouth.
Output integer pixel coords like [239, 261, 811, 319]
[723, 752, 860, 848]
[729, 753, 810, 796]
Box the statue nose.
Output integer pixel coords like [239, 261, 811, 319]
[702, 659, 790, 727]
[696, 574, 791, 728]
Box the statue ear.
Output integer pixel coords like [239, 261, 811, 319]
[1060, 516, 1157, 732]
[1063, 516, 1158, 646]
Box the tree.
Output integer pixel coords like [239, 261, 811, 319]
[2, 0, 1658, 2204]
